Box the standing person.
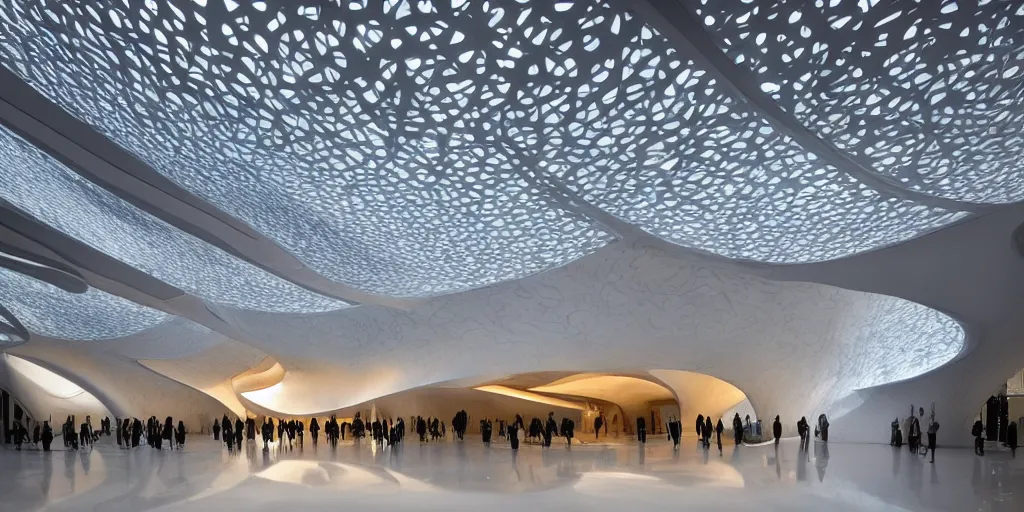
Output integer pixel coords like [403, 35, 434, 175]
[277, 418, 285, 443]
[508, 418, 520, 450]
[121, 419, 130, 448]
[733, 413, 743, 445]
[246, 417, 256, 444]
[33, 421, 41, 447]
[696, 414, 705, 447]
[176, 421, 186, 449]
[926, 419, 939, 463]
[908, 414, 921, 454]
[715, 418, 724, 454]
[42, 421, 54, 451]
[222, 416, 233, 450]
[310, 417, 320, 446]
[797, 417, 808, 450]
[115, 417, 123, 447]
[213, 419, 220, 441]
[773, 416, 782, 448]
[972, 419, 984, 455]
[594, 414, 604, 440]
[481, 419, 493, 444]
[1008, 421, 1018, 458]
[417, 416, 427, 443]
[132, 418, 143, 448]
[636, 416, 647, 443]
[163, 417, 174, 450]
[234, 418, 244, 449]
[262, 418, 273, 449]
[544, 413, 557, 447]
[669, 415, 681, 449]
[704, 416, 713, 449]
[817, 414, 830, 442]
[561, 417, 575, 447]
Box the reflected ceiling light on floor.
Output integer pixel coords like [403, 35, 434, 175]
[4, 354, 85, 399]
[474, 385, 587, 410]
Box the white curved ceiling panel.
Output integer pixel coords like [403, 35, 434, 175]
[0, 125, 346, 313]
[4, 353, 84, 399]
[686, 0, 1024, 203]
[0, 266, 169, 340]
[0, 0, 969, 289]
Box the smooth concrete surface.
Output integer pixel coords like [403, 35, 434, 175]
[1, 436, 1020, 511]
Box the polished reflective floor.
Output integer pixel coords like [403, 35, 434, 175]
[1, 435, 1021, 511]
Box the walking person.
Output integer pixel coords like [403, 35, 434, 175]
[926, 419, 939, 463]
[715, 418, 724, 454]
[704, 416, 713, 449]
[668, 415, 681, 449]
[972, 419, 985, 455]
[732, 413, 743, 445]
[773, 416, 782, 448]
[696, 414, 705, 447]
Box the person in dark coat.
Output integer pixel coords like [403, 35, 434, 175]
[594, 414, 603, 440]
[121, 419, 130, 448]
[416, 416, 427, 443]
[41, 421, 54, 451]
[481, 419, 493, 444]
[277, 418, 285, 443]
[704, 416, 713, 449]
[926, 419, 939, 463]
[310, 417, 320, 445]
[262, 418, 273, 449]
[668, 415, 681, 449]
[636, 416, 647, 443]
[115, 418, 122, 447]
[561, 417, 575, 447]
[163, 417, 174, 448]
[508, 419, 520, 450]
[544, 413, 557, 447]
[175, 421, 186, 449]
[213, 419, 220, 441]
[972, 419, 984, 455]
[715, 418, 724, 453]
[234, 418, 244, 448]
[222, 416, 233, 450]
[132, 418, 143, 448]
[797, 417, 809, 450]
[696, 414, 704, 447]
[817, 414, 830, 442]
[246, 417, 256, 442]
[733, 413, 743, 445]
[773, 416, 782, 448]
[1008, 421, 1018, 458]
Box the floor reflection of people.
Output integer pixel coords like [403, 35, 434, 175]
[797, 445, 808, 481]
[814, 440, 829, 482]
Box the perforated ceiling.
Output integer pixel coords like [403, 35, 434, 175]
[0, 0, 975, 293]
[0, 125, 347, 313]
[686, 0, 1024, 203]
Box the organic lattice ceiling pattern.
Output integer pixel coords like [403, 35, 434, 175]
[0, 0, 971, 286]
[687, 0, 1024, 203]
[0, 125, 346, 313]
[0, 267, 170, 340]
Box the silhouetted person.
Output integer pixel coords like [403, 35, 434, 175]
[704, 416, 713, 449]
[972, 419, 984, 455]
[278, 418, 285, 442]
[716, 418, 724, 453]
[733, 413, 743, 445]
[162, 417, 174, 450]
[41, 421, 54, 451]
[890, 417, 900, 446]
[262, 419, 273, 449]
[286, 420, 296, 447]
[132, 418, 143, 448]
[773, 416, 782, 448]
[908, 413, 921, 453]
[221, 416, 232, 450]
[926, 419, 939, 463]
[176, 421, 186, 449]
[417, 416, 427, 442]
[310, 417, 320, 445]
[121, 419, 130, 448]
[544, 413, 557, 447]
[797, 416, 808, 450]
[1008, 421, 1018, 458]
[508, 419, 520, 450]
[213, 419, 220, 441]
[636, 416, 647, 443]
[561, 417, 575, 447]
[696, 414, 704, 446]
[234, 418, 244, 448]
[246, 417, 256, 443]
[817, 414, 829, 442]
[594, 414, 603, 440]
[481, 419, 492, 444]
[668, 415, 681, 449]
